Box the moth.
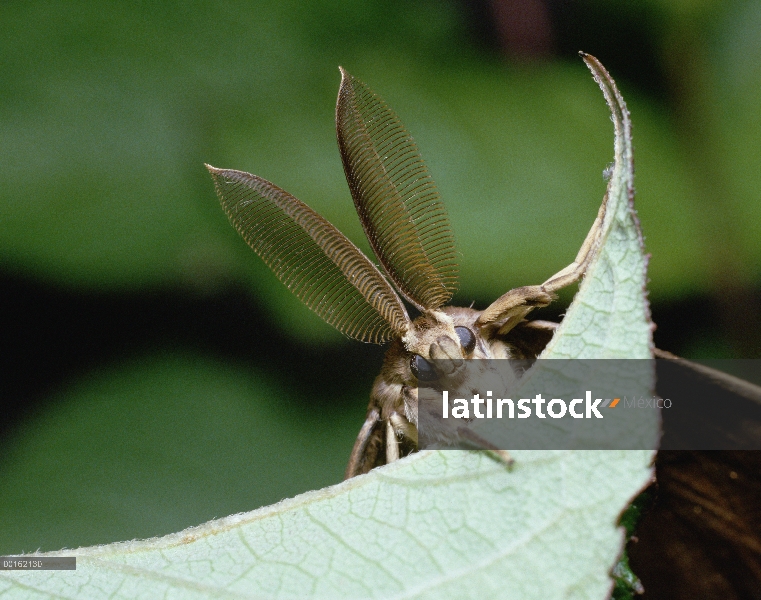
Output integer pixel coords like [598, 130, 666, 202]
[207, 63, 609, 479]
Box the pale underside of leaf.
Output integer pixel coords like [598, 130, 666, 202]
[0, 451, 653, 600]
[540, 54, 651, 361]
[207, 166, 409, 343]
[0, 58, 656, 599]
[336, 68, 458, 311]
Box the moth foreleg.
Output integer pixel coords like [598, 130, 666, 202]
[456, 426, 514, 469]
[541, 192, 608, 292]
[385, 411, 419, 465]
[477, 195, 608, 334]
[344, 408, 380, 479]
[389, 411, 418, 445]
[385, 419, 400, 463]
[476, 285, 555, 335]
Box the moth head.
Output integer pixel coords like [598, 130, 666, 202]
[402, 308, 488, 384]
[388, 306, 524, 429]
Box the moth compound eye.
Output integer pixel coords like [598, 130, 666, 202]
[410, 354, 437, 381]
[455, 326, 476, 354]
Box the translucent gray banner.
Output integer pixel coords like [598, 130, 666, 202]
[415, 359, 761, 451]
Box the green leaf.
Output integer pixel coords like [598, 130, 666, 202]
[0, 57, 655, 599]
[543, 54, 651, 361]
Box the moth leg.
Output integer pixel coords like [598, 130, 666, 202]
[477, 195, 608, 334]
[541, 192, 607, 292]
[515, 319, 559, 334]
[502, 320, 559, 358]
[477, 285, 556, 336]
[456, 426, 514, 469]
[385, 419, 400, 463]
[389, 411, 418, 445]
[385, 411, 419, 465]
[344, 408, 380, 479]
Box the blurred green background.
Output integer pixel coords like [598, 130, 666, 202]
[1, 0, 759, 563]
